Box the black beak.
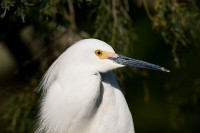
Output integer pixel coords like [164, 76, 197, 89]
[109, 55, 170, 72]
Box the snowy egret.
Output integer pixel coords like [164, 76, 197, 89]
[36, 39, 169, 133]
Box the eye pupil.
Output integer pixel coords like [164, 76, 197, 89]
[95, 50, 102, 57]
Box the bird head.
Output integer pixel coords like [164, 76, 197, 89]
[62, 39, 169, 73]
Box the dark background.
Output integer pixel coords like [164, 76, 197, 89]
[0, 0, 200, 133]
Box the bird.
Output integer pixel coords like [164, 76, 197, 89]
[36, 38, 169, 133]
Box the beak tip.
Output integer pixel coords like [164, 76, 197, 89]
[161, 67, 170, 72]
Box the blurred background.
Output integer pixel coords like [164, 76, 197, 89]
[0, 0, 200, 133]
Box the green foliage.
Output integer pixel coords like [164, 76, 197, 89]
[1, 0, 33, 22]
[151, 0, 200, 67]
[93, 0, 136, 54]
[1, 0, 15, 18]
[1, 91, 38, 133]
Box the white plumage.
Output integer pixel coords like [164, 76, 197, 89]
[36, 39, 169, 133]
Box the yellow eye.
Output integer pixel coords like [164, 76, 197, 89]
[95, 50, 103, 57]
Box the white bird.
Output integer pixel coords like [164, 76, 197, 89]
[36, 39, 169, 133]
